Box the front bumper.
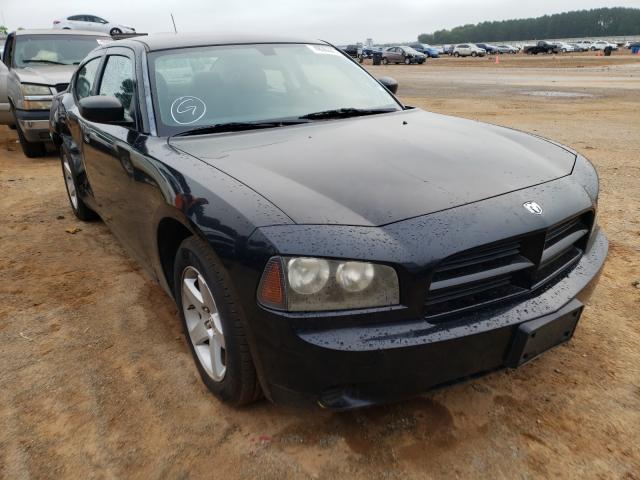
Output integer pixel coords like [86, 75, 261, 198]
[252, 229, 607, 409]
[15, 109, 51, 142]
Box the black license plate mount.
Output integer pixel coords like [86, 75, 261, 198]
[506, 300, 584, 368]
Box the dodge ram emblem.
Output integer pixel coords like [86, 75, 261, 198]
[523, 201, 543, 215]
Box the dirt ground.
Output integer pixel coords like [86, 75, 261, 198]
[1, 54, 639, 479]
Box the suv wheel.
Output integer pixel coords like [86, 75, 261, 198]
[13, 109, 46, 158]
[174, 236, 262, 406]
[471, 52, 477, 57]
[453, 52, 460, 57]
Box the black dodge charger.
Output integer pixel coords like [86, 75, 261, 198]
[50, 34, 607, 409]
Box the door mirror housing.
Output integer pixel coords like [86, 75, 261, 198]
[79, 96, 125, 123]
[378, 76, 398, 94]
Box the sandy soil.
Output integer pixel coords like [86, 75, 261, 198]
[1, 55, 639, 479]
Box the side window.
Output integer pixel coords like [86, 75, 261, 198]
[68, 15, 81, 21]
[98, 55, 136, 123]
[75, 57, 101, 99]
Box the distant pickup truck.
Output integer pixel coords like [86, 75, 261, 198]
[523, 41, 560, 55]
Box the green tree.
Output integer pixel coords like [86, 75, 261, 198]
[0, 25, 8, 35]
[418, 7, 640, 44]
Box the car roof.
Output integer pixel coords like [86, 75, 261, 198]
[115, 33, 325, 52]
[13, 29, 110, 37]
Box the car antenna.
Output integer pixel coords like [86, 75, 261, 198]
[171, 13, 178, 34]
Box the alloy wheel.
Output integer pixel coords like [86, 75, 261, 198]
[181, 266, 226, 381]
[62, 154, 78, 210]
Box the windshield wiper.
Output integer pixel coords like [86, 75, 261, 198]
[173, 120, 308, 137]
[22, 59, 68, 65]
[299, 107, 398, 121]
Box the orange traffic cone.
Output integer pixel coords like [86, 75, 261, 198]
[495, 55, 500, 64]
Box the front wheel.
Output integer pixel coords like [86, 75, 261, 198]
[471, 52, 477, 57]
[110, 28, 122, 35]
[174, 236, 262, 406]
[60, 146, 98, 221]
[453, 52, 460, 57]
[382, 57, 389, 65]
[404, 57, 411, 65]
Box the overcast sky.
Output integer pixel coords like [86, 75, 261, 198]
[1, 1, 638, 44]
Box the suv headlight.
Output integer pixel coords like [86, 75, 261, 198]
[21, 83, 55, 110]
[257, 256, 400, 312]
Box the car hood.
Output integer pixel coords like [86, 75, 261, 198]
[12, 65, 77, 86]
[170, 109, 576, 226]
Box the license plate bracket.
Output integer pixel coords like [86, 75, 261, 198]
[505, 299, 583, 368]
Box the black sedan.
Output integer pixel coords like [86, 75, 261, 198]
[50, 34, 607, 410]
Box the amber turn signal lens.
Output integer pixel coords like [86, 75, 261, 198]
[257, 257, 286, 309]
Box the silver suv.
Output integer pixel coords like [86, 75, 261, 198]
[0, 29, 110, 157]
[453, 44, 486, 58]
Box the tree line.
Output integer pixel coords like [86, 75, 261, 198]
[418, 7, 640, 44]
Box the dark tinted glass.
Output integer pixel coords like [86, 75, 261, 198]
[99, 55, 135, 121]
[75, 57, 101, 99]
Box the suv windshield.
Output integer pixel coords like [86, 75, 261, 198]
[149, 43, 401, 135]
[13, 34, 108, 68]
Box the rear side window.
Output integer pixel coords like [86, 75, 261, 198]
[98, 55, 135, 122]
[75, 57, 101, 99]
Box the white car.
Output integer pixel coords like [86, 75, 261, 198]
[53, 15, 135, 36]
[592, 41, 617, 51]
[574, 40, 594, 50]
[558, 43, 575, 53]
[453, 44, 486, 57]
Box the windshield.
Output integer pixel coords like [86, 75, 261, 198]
[13, 34, 109, 68]
[149, 43, 401, 136]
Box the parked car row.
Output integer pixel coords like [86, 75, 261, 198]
[341, 36, 632, 65]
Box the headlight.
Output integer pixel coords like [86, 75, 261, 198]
[257, 256, 399, 312]
[21, 84, 54, 95]
[287, 258, 330, 295]
[21, 84, 54, 110]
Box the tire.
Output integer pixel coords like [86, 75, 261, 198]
[13, 109, 46, 158]
[404, 57, 411, 65]
[453, 52, 460, 57]
[471, 52, 477, 57]
[60, 145, 98, 221]
[110, 28, 122, 36]
[382, 57, 389, 65]
[174, 236, 262, 406]
[590, 46, 596, 51]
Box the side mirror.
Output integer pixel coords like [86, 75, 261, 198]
[378, 76, 398, 94]
[79, 95, 124, 123]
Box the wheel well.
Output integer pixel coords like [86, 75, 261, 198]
[157, 218, 193, 296]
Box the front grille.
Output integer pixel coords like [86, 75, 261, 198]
[426, 212, 593, 319]
[54, 83, 69, 93]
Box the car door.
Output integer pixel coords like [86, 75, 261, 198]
[78, 47, 155, 266]
[67, 15, 88, 30]
[87, 16, 109, 33]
